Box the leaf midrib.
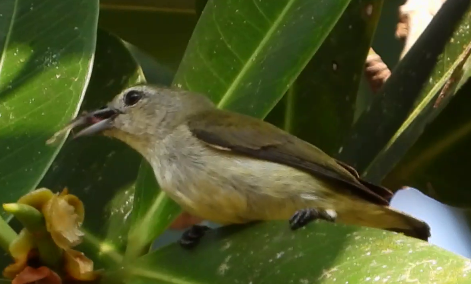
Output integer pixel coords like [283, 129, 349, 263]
[0, 0, 19, 83]
[217, 0, 297, 109]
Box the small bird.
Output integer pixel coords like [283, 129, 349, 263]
[59, 84, 431, 248]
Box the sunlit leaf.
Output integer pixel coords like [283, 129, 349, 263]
[174, 0, 351, 117]
[125, 222, 471, 284]
[0, 0, 99, 216]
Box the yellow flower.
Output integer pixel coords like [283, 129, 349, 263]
[11, 266, 62, 284]
[2, 229, 35, 279]
[18, 188, 85, 249]
[3, 187, 99, 282]
[64, 249, 100, 281]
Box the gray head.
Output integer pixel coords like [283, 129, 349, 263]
[71, 84, 215, 149]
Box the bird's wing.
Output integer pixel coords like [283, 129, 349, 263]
[187, 110, 393, 205]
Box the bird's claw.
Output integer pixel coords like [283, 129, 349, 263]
[289, 208, 336, 230]
[179, 225, 210, 249]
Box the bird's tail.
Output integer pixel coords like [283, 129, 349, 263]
[338, 204, 431, 241]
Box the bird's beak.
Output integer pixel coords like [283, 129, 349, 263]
[72, 107, 120, 138]
[46, 106, 121, 145]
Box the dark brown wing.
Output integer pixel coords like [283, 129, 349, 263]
[334, 160, 393, 201]
[187, 110, 393, 205]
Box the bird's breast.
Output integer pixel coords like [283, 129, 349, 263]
[147, 127, 335, 224]
[148, 133, 252, 223]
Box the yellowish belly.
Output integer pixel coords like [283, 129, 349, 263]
[157, 159, 331, 225]
[152, 138, 337, 225]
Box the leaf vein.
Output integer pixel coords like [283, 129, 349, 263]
[217, 0, 297, 109]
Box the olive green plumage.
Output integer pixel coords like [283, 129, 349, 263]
[66, 84, 431, 241]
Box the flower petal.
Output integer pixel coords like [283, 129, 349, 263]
[17, 188, 54, 210]
[61, 191, 84, 225]
[3, 229, 36, 279]
[64, 249, 99, 281]
[42, 191, 84, 249]
[12, 266, 61, 284]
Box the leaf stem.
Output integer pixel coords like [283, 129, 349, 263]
[82, 229, 124, 265]
[0, 214, 17, 252]
[124, 192, 179, 260]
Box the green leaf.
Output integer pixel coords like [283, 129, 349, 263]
[359, 4, 471, 187]
[124, 222, 471, 284]
[39, 29, 145, 267]
[0, 0, 98, 216]
[267, 0, 383, 155]
[174, 0, 351, 117]
[99, 9, 198, 72]
[0, 215, 16, 252]
[127, 0, 352, 259]
[337, 0, 471, 182]
[125, 161, 180, 260]
[384, 77, 471, 207]
[123, 42, 174, 87]
[195, 0, 208, 17]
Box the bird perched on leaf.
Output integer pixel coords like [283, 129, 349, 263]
[51, 85, 431, 248]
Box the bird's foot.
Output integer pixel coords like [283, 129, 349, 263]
[179, 225, 211, 249]
[289, 208, 336, 230]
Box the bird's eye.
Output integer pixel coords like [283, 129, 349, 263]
[124, 90, 142, 106]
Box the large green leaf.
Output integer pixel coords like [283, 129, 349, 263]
[39, 29, 146, 268]
[127, 0, 352, 259]
[0, 0, 98, 216]
[384, 79, 471, 207]
[268, 0, 383, 156]
[337, 0, 471, 183]
[123, 222, 471, 284]
[174, 0, 351, 117]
